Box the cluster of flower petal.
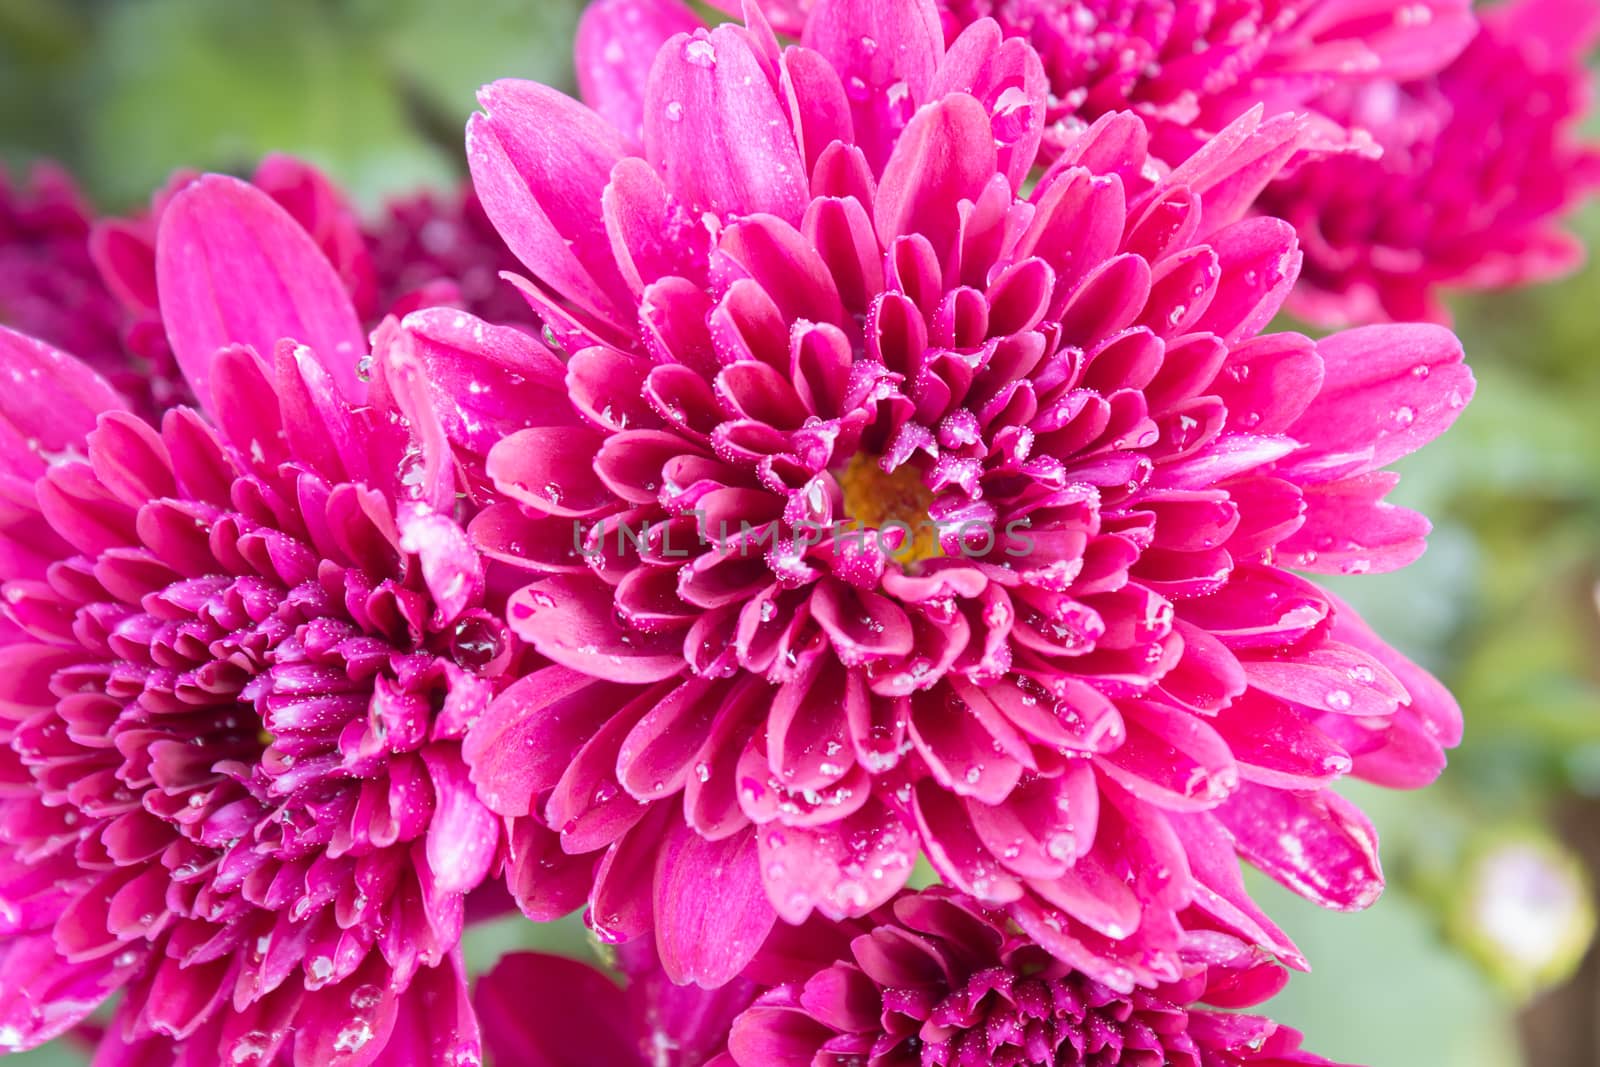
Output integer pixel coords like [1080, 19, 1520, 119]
[367, 185, 538, 329]
[1258, 0, 1600, 324]
[0, 176, 506, 1066]
[457, 0, 1473, 995]
[935, 0, 1479, 162]
[728, 888, 1347, 1066]
[683, 0, 1477, 163]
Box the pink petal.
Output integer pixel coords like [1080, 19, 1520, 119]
[155, 174, 365, 411]
[1285, 323, 1473, 479]
[382, 953, 481, 1067]
[802, 0, 944, 173]
[469, 81, 633, 325]
[509, 576, 687, 684]
[654, 823, 775, 987]
[644, 26, 808, 223]
[421, 745, 499, 894]
[397, 307, 580, 457]
[485, 426, 614, 517]
[758, 795, 916, 922]
[463, 665, 633, 817]
[873, 94, 997, 268]
[0, 326, 126, 481]
[1215, 784, 1384, 911]
[291, 954, 402, 1067]
[576, 0, 705, 144]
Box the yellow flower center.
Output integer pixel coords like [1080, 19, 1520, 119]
[837, 453, 943, 566]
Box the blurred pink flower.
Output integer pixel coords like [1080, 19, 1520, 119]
[692, 0, 1476, 161]
[937, 0, 1478, 161]
[0, 176, 510, 1065]
[459, 0, 1473, 994]
[727, 888, 1349, 1067]
[0, 165, 153, 411]
[1260, 0, 1600, 325]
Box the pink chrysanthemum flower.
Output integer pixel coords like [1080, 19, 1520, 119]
[459, 0, 1472, 991]
[0, 165, 150, 411]
[1259, 0, 1600, 325]
[727, 888, 1347, 1067]
[687, 0, 1476, 161]
[0, 176, 509, 1064]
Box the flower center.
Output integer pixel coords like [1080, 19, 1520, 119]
[837, 453, 943, 566]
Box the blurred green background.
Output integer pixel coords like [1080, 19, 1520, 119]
[4, 1, 1599, 1064]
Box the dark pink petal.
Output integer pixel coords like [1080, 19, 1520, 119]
[1194, 217, 1301, 345]
[617, 677, 726, 801]
[291, 954, 401, 1067]
[505, 817, 597, 921]
[398, 307, 579, 455]
[932, 22, 1048, 190]
[510, 577, 686, 683]
[155, 175, 365, 410]
[382, 953, 481, 1067]
[780, 45, 855, 176]
[603, 157, 686, 296]
[1168, 108, 1307, 238]
[1096, 700, 1239, 811]
[420, 745, 498, 894]
[463, 666, 632, 816]
[0, 933, 132, 1050]
[654, 823, 775, 986]
[486, 426, 614, 517]
[1282, 472, 1432, 575]
[476, 952, 637, 1067]
[1206, 692, 1351, 790]
[728, 1005, 831, 1067]
[913, 781, 1024, 904]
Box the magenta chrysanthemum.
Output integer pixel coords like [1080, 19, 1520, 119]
[0, 176, 508, 1064]
[457, 0, 1473, 992]
[728, 888, 1345, 1067]
[1258, 0, 1600, 325]
[0, 165, 148, 411]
